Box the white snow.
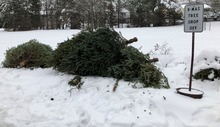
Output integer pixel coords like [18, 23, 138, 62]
[1, 22, 220, 127]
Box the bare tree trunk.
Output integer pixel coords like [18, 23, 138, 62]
[46, 2, 49, 29]
[117, 0, 122, 28]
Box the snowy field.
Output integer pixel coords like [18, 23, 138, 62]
[0, 22, 220, 127]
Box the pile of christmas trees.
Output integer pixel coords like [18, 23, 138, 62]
[2, 28, 169, 88]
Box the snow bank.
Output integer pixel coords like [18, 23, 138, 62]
[1, 22, 220, 127]
[194, 50, 220, 73]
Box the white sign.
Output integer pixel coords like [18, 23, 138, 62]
[184, 4, 204, 32]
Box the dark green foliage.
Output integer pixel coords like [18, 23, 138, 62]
[107, 1, 116, 28]
[139, 64, 163, 88]
[68, 28, 123, 76]
[2, 39, 53, 68]
[29, 0, 41, 29]
[125, 0, 182, 27]
[54, 28, 169, 88]
[0, 19, 3, 28]
[0, 0, 41, 31]
[53, 31, 90, 72]
[1, 0, 32, 31]
[108, 46, 148, 80]
[108, 46, 169, 88]
[70, 13, 81, 29]
[194, 68, 220, 81]
[54, 28, 124, 76]
[167, 8, 183, 25]
[153, 4, 167, 26]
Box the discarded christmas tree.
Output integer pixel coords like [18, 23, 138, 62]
[53, 28, 169, 88]
[2, 39, 53, 68]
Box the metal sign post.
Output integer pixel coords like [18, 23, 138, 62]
[176, 4, 205, 99]
[189, 32, 195, 91]
[184, 4, 204, 91]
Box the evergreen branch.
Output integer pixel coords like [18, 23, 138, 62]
[112, 79, 120, 92]
[146, 58, 159, 63]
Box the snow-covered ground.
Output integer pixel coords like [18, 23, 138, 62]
[0, 22, 220, 127]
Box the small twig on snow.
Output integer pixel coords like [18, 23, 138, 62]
[112, 79, 120, 92]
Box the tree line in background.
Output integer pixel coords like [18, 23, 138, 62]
[0, 0, 183, 31]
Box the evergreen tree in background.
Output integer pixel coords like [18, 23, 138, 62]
[124, 0, 139, 26]
[153, 2, 167, 26]
[135, 3, 148, 27]
[116, 0, 122, 28]
[1, 0, 32, 31]
[29, 0, 41, 29]
[0, 20, 2, 28]
[161, 0, 182, 26]
[0, 0, 183, 30]
[0, 0, 41, 31]
[125, 0, 182, 27]
[107, 1, 116, 28]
